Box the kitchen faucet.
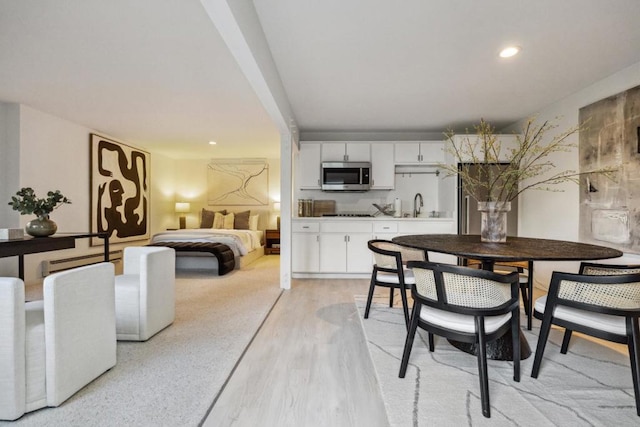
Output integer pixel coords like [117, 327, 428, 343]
[413, 193, 423, 218]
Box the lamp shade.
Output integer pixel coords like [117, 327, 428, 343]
[273, 202, 281, 211]
[175, 202, 191, 213]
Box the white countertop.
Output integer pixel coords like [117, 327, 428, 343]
[293, 216, 454, 221]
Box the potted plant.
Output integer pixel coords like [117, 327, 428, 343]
[439, 118, 615, 242]
[8, 187, 72, 237]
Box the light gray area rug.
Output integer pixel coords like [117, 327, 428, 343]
[6, 257, 282, 427]
[356, 295, 639, 426]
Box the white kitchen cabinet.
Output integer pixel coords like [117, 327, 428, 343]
[394, 141, 445, 164]
[318, 221, 372, 273]
[370, 143, 395, 189]
[319, 233, 372, 273]
[292, 222, 320, 272]
[372, 222, 398, 240]
[321, 142, 371, 162]
[298, 142, 322, 189]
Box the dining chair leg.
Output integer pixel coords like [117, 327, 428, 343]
[511, 309, 521, 381]
[399, 285, 410, 329]
[475, 317, 491, 418]
[531, 311, 553, 378]
[389, 287, 394, 308]
[526, 261, 534, 330]
[399, 303, 420, 378]
[560, 329, 573, 354]
[364, 271, 377, 319]
[428, 332, 435, 352]
[626, 317, 640, 416]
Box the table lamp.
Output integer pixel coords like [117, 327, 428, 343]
[175, 202, 191, 229]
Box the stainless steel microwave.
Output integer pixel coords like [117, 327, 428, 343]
[321, 162, 371, 191]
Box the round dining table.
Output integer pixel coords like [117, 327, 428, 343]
[392, 234, 624, 360]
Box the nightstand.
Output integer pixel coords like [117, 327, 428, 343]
[265, 229, 280, 255]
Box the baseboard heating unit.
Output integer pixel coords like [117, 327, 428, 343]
[42, 250, 122, 276]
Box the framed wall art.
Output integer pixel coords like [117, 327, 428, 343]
[207, 158, 269, 206]
[90, 134, 150, 245]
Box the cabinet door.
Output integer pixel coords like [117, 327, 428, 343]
[346, 233, 374, 273]
[370, 143, 395, 189]
[345, 143, 371, 162]
[321, 142, 346, 161]
[319, 234, 347, 272]
[298, 143, 321, 189]
[419, 141, 445, 164]
[292, 233, 320, 272]
[394, 142, 421, 163]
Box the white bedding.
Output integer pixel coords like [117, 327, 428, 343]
[150, 229, 264, 257]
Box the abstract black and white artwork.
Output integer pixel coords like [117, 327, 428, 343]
[579, 84, 640, 253]
[91, 134, 150, 245]
[207, 159, 269, 206]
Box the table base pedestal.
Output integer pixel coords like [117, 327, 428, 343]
[448, 329, 531, 361]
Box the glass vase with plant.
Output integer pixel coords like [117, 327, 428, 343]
[439, 117, 616, 242]
[8, 187, 72, 237]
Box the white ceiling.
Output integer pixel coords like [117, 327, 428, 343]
[1, 1, 640, 159]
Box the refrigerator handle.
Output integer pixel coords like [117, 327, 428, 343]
[464, 196, 470, 234]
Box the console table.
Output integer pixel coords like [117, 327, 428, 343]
[0, 233, 109, 280]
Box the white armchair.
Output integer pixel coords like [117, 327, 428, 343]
[0, 263, 117, 421]
[115, 246, 175, 341]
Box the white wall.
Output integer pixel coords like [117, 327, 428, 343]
[0, 104, 177, 284]
[504, 60, 640, 288]
[172, 157, 281, 230]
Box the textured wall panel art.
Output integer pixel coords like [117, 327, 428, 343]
[91, 134, 150, 245]
[207, 159, 269, 206]
[579, 85, 640, 253]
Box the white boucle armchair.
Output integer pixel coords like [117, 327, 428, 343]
[115, 246, 175, 341]
[0, 263, 117, 421]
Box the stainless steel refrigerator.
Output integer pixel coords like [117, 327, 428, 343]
[457, 163, 519, 235]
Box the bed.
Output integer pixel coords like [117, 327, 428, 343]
[149, 228, 265, 271]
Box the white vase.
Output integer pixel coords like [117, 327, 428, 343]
[477, 201, 511, 243]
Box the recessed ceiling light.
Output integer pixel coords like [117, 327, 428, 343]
[209, 141, 217, 145]
[499, 46, 521, 58]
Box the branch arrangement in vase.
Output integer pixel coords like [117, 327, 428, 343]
[439, 117, 617, 206]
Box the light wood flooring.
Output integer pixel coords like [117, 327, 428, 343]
[202, 267, 628, 426]
[202, 277, 390, 427]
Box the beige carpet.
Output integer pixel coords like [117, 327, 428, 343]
[357, 294, 639, 426]
[5, 256, 282, 426]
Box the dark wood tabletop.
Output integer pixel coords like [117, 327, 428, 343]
[392, 234, 623, 267]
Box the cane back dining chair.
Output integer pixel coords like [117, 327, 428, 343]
[400, 261, 521, 418]
[531, 262, 640, 416]
[365, 240, 428, 328]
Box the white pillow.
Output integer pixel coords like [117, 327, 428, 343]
[249, 214, 259, 231]
[223, 213, 235, 230]
[213, 212, 225, 229]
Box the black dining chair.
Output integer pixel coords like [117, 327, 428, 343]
[464, 258, 534, 330]
[531, 264, 640, 416]
[399, 261, 521, 418]
[365, 240, 428, 328]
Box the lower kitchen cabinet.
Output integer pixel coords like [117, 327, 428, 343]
[291, 218, 456, 277]
[292, 221, 320, 272]
[319, 232, 371, 273]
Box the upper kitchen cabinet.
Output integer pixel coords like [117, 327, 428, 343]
[394, 141, 445, 164]
[370, 142, 395, 189]
[321, 142, 371, 162]
[298, 142, 322, 189]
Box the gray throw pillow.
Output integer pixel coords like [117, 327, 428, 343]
[234, 210, 251, 229]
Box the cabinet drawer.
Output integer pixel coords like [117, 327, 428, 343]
[373, 222, 398, 233]
[292, 222, 320, 233]
[321, 222, 372, 233]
